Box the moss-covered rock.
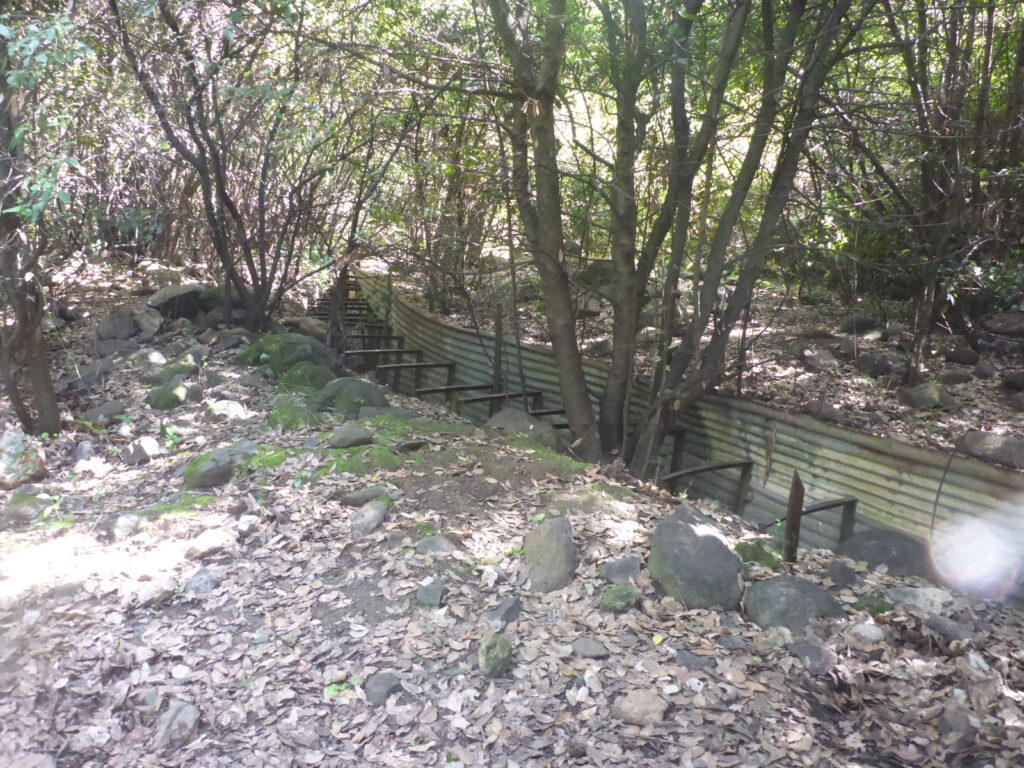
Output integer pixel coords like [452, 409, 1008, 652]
[279, 361, 335, 392]
[182, 440, 258, 489]
[267, 395, 317, 430]
[309, 377, 388, 417]
[735, 540, 784, 571]
[234, 332, 339, 376]
[599, 584, 639, 613]
[147, 378, 199, 410]
[478, 633, 514, 677]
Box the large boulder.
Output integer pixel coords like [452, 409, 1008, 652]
[835, 527, 936, 580]
[147, 283, 207, 319]
[743, 576, 845, 633]
[647, 505, 743, 610]
[485, 407, 561, 451]
[524, 516, 576, 592]
[147, 378, 202, 410]
[235, 332, 341, 376]
[309, 377, 388, 417]
[182, 440, 258, 489]
[957, 431, 1024, 469]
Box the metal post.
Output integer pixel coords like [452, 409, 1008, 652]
[784, 470, 804, 563]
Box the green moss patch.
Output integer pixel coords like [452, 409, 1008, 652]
[734, 540, 784, 571]
[854, 594, 895, 616]
[148, 492, 218, 517]
[279, 361, 335, 392]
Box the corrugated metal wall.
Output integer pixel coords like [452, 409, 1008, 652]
[354, 269, 1024, 555]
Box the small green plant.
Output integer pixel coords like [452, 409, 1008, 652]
[854, 594, 894, 616]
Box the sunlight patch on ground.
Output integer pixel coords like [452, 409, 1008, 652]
[0, 530, 191, 607]
[930, 512, 1024, 600]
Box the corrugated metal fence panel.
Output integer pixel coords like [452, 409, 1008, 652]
[353, 270, 1024, 555]
[677, 396, 1024, 552]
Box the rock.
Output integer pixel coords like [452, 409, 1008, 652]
[830, 336, 857, 360]
[957, 430, 1024, 469]
[804, 398, 845, 424]
[675, 649, 713, 670]
[787, 639, 837, 676]
[0, 428, 47, 490]
[478, 633, 514, 677]
[186, 527, 237, 559]
[836, 528, 937, 579]
[147, 378, 198, 410]
[73, 440, 96, 464]
[70, 356, 116, 388]
[394, 439, 427, 453]
[981, 311, 1024, 336]
[856, 353, 892, 378]
[83, 399, 126, 425]
[924, 615, 973, 645]
[940, 369, 971, 385]
[840, 315, 879, 335]
[524, 516, 576, 592]
[486, 407, 561, 452]
[308, 377, 388, 417]
[136, 575, 178, 607]
[482, 596, 521, 629]
[416, 534, 457, 555]
[338, 485, 391, 506]
[203, 400, 246, 422]
[799, 344, 838, 372]
[327, 423, 374, 449]
[95, 338, 139, 357]
[152, 700, 200, 751]
[182, 439, 258, 489]
[147, 283, 207, 319]
[945, 346, 979, 365]
[1001, 370, 1024, 390]
[717, 633, 747, 650]
[2, 487, 56, 525]
[743, 576, 844, 632]
[886, 586, 956, 616]
[612, 689, 668, 726]
[236, 514, 261, 538]
[901, 382, 956, 410]
[973, 360, 996, 379]
[826, 558, 859, 588]
[279, 361, 336, 392]
[847, 622, 887, 645]
[363, 672, 402, 706]
[186, 567, 226, 595]
[599, 584, 638, 613]
[124, 436, 161, 466]
[130, 305, 163, 342]
[572, 637, 609, 659]
[635, 326, 662, 346]
[113, 513, 143, 540]
[95, 308, 136, 340]
[647, 505, 743, 611]
[350, 500, 389, 537]
[416, 582, 447, 608]
[583, 337, 612, 357]
[602, 555, 642, 585]
[1010, 392, 1024, 412]
[235, 332, 341, 376]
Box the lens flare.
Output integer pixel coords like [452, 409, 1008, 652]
[930, 516, 1024, 601]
